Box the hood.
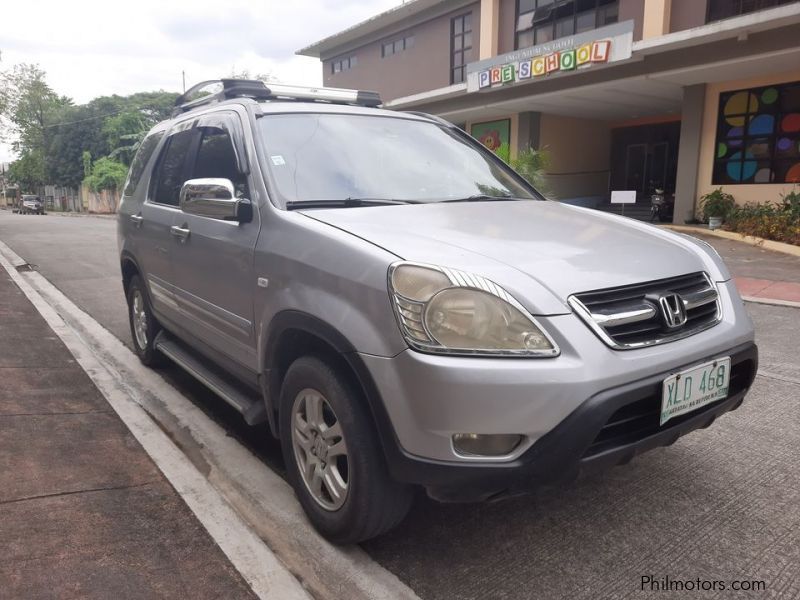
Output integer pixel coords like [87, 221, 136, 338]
[301, 200, 728, 315]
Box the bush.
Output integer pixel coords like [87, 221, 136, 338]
[723, 189, 800, 245]
[83, 157, 128, 192]
[699, 187, 736, 220]
[510, 147, 551, 195]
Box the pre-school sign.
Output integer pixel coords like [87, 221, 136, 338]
[478, 40, 611, 89]
[465, 20, 634, 93]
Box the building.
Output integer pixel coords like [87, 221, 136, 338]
[298, 0, 800, 222]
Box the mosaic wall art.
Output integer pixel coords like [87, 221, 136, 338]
[713, 82, 800, 185]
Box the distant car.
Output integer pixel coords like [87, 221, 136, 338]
[118, 79, 758, 544]
[20, 195, 44, 215]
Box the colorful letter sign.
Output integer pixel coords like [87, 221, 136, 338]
[476, 39, 613, 91]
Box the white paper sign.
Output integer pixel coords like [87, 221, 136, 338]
[611, 190, 637, 204]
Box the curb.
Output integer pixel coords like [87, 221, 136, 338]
[663, 225, 800, 258]
[0, 238, 421, 600]
[742, 296, 800, 309]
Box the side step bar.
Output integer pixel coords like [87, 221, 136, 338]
[154, 332, 267, 426]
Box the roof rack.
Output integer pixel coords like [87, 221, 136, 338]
[173, 79, 382, 116]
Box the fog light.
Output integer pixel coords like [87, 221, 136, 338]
[452, 433, 522, 457]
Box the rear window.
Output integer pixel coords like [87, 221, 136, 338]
[123, 131, 165, 197]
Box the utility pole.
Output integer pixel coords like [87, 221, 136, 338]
[182, 71, 186, 93]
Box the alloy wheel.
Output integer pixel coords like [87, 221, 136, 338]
[291, 388, 349, 511]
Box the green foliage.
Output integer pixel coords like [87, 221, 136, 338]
[494, 142, 510, 163]
[7, 150, 45, 191]
[0, 63, 71, 153]
[82, 151, 92, 178]
[699, 187, 736, 220]
[509, 147, 551, 195]
[724, 189, 800, 245]
[83, 157, 128, 192]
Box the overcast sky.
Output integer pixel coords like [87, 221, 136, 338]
[0, 0, 400, 162]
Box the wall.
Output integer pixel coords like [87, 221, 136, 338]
[80, 185, 120, 214]
[619, 0, 645, 41]
[669, 0, 707, 33]
[322, 3, 480, 102]
[696, 68, 800, 208]
[497, 0, 517, 55]
[538, 113, 612, 200]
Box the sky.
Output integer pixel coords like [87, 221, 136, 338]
[0, 0, 401, 162]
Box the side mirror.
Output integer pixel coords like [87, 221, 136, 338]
[179, 178, 252, 223]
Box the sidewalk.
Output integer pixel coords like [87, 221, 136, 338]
[678, 229, 800, 306]
[0, 268, 257, 598]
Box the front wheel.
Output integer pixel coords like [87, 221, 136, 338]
[279, 356, 413, 544]
[126, 274, 165, 367]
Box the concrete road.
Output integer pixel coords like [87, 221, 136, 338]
[2, 209, 799, 599]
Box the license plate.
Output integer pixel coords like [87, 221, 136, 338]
[661, 357, 731, 426]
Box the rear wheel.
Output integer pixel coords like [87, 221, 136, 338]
[126, 274, 165, 367]
[279, 355, 413, 544]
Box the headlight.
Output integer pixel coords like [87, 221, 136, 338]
[389, 262, 559, 357]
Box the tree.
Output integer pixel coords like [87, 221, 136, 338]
[0, 63, 71, 153]
[7, 150, 46, 191]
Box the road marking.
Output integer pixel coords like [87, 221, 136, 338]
[0, 241, 311, 600]
[0, 239, 421, 600]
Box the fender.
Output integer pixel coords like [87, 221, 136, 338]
[261, 310, 404, 465]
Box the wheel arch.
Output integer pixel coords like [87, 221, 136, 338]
[262, 311, 401, 464]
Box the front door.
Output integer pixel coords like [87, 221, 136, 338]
[168, 110, 261, 371]
[140, 124, 195, 324]
[610, 121, 680, 200]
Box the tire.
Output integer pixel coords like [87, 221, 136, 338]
[126, 274, 166, 367]
[279, 355, 413, 544]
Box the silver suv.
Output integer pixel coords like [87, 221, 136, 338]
[118, 79, 758, 543]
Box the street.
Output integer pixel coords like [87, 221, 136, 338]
[1, 210, 799, 599]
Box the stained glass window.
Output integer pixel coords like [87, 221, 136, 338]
[713, 81, 800, 185]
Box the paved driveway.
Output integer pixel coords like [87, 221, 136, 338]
[1, 209, 798, 599]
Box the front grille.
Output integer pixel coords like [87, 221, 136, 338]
[582, 356, 756, 458]
[569, 272, 721, 349]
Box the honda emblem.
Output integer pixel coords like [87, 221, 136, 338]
[658, 293, 687, 329]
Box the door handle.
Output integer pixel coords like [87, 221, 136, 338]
[170, 225, 191, 242]
[130, 213, 143, 228]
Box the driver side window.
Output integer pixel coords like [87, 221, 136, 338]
[192, 115, 250, 199]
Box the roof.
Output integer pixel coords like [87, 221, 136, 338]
[297, 0, 450, 58]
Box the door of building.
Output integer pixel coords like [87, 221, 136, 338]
[611, 122, 680, 201]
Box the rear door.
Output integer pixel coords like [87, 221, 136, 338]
[139, 123, 197, 323]
[168, 110, 261, 371]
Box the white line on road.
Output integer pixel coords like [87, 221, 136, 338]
[0, 239, 421, 600]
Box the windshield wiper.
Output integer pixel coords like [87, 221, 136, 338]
[440, 194, 521, 203]
[286, 197, 416, 210]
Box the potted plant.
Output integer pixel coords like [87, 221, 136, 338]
[699, 187, 735, 230]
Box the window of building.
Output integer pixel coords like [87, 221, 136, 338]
[713, 81, 800, 185]
[707, 0, 796, 23]
[450, 13, 473, 84]
[515, 0, 618, 50]
[151, 129, 195, 206]
[331, 55, 357, 74]
[382, 35, 415, 58]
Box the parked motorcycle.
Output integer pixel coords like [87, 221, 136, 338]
[650, 189, 674, 223]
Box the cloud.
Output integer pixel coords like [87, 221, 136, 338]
[0, 0, 400, 161]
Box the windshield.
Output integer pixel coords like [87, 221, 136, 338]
[257, 113, 538, 205]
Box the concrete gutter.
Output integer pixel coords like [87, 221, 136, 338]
[664, 225, 800, 258]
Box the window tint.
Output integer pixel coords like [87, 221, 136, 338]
[516, 0, 618, 50]
[259, 114, 535, 204]
[152, 129, 194, 206]
[123, 131, 164, 197]
[193, 126, 249, 197]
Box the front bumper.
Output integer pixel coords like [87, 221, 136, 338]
[358, 281, 758, 501]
